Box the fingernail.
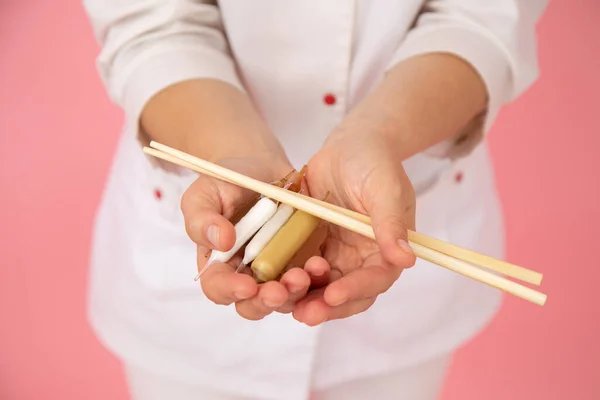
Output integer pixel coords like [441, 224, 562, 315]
[310, 269, 325, 277]
[397, 239, 414, 255]
[234, 291, 252, 300]
[328, 294, 347, 307]
[263, 299, 282, 308]
[288, 284, 303, 294]
[310, 315, 328, 326]
[206, 225, 220, 248]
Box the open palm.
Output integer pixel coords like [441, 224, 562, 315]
[182, 157, 324, 321]
[293, 133, 417, 326]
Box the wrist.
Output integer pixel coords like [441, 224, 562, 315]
[182, 127, 289, 165]
[327, 53, 489, 161]
[324, 86, 413, 160]
[141, 78, 288, 165]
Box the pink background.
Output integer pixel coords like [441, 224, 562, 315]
[1, 1, 598, 399]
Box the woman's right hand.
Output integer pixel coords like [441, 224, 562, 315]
[181, 156, 328, 320]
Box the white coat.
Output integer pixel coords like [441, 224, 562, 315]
[83, 1, 546, 399]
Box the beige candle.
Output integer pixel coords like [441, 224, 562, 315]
[251, 209, 321, 282]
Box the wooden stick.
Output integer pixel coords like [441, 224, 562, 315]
[144, 147, 542, 286]
[290, 194, 543, 285]
[144, 143, 547, 306]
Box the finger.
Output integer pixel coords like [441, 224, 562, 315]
[235, 281, 288, 320]
[367, 178, 416, 269]
[292, 288, 328, 326]
[322, 257, 403, 307]
[293, 289, 376, 326]
[323, 298, 376, 322]
[277, 268, 311, 313]
[200, 261, 258, 305]
[303, 256, 331, 288]
[181, 178, 237, 252]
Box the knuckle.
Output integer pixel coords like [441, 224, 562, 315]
[180, 190, 191, 215]
[380, 258, 404, 278]
[181, 177, 221, 215]
[185, 219, 201, 242]
[182, 212, 205, 245]
[379, 218, 407, 236]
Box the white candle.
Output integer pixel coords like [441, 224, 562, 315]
[196, 197, 278, 278]
[240, 203, 295, 267]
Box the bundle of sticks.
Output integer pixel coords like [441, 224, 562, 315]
[144, 141, 547, 306]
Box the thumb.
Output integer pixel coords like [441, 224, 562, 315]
[181, 176, 240, 252]
[367, 183, 416, 269]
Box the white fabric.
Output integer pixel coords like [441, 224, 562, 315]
[82, 1, 547, 400]
[125, 354, 452, 400]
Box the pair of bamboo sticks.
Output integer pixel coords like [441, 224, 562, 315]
[144, 141, 547, 306]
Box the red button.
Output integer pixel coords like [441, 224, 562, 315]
[154, 188, 163, 200]
[323, 93, 336, 106]
[455, 172, 464, 183]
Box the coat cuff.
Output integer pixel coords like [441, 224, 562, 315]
[389, 24, 512, 159]
[119, 46, 245, 140]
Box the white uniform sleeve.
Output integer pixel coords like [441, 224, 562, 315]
[388, 0, 548, 159]
[83, 0, 244, 135]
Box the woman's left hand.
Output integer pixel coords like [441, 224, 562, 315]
[292, 120, 418, 326]
[292, 53, 494, 325]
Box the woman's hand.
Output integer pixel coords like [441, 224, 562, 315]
[292, 118, 418, 326]
[141, 78, 330, 319]
[292, 53, 491, 326]
[181, 156, 327, 320]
